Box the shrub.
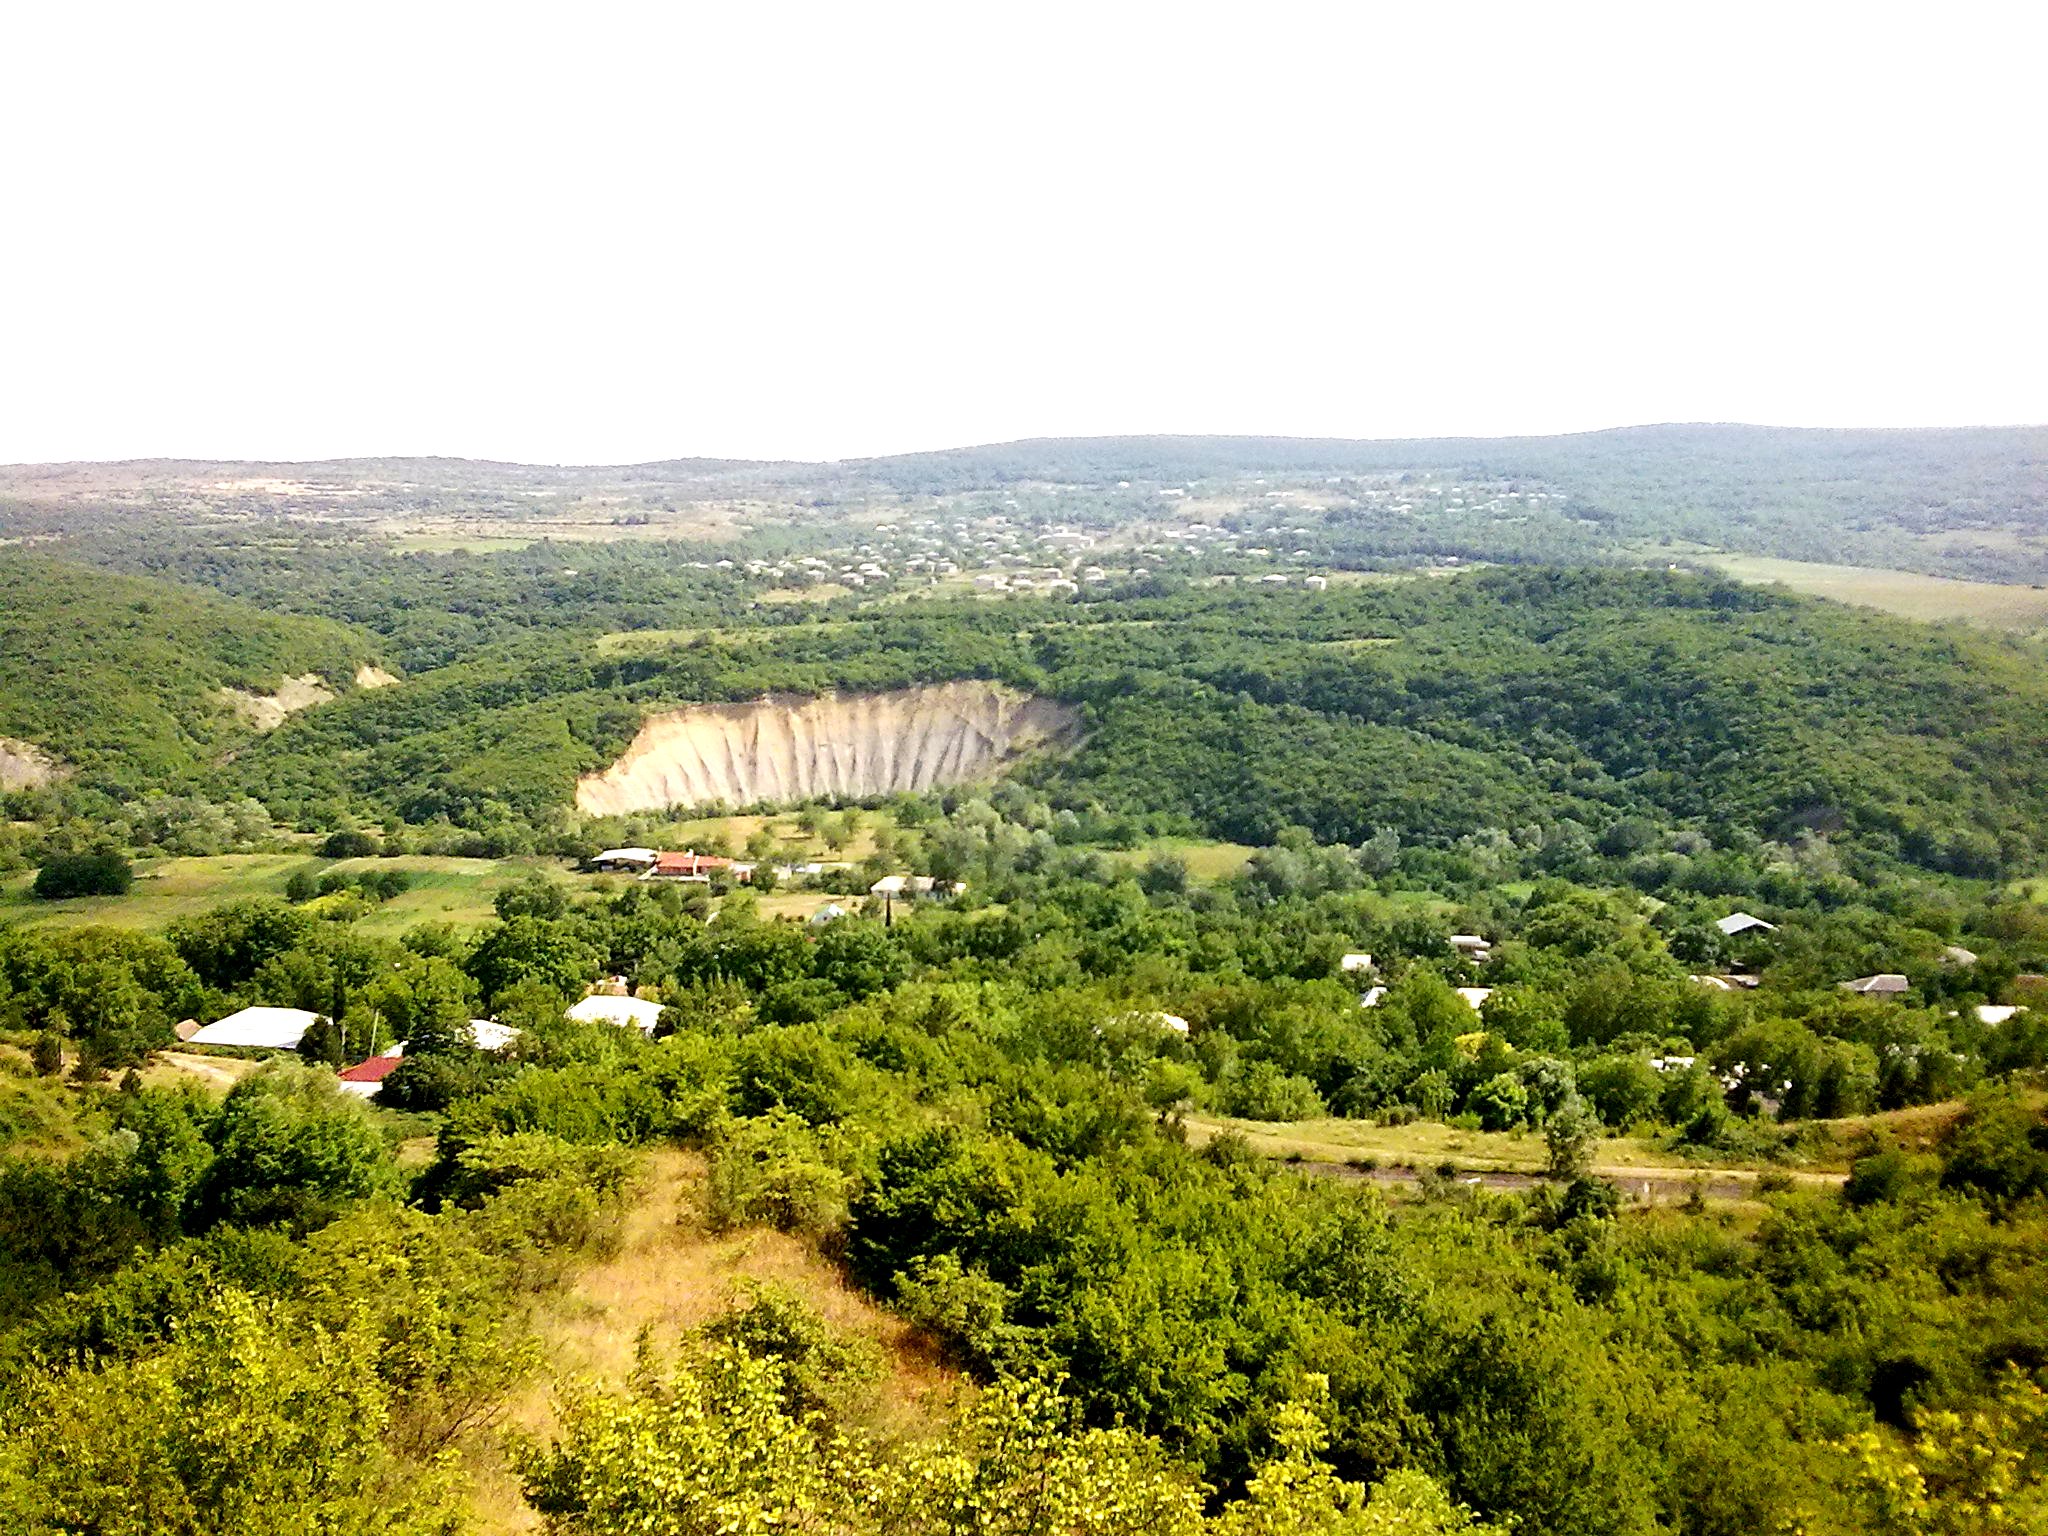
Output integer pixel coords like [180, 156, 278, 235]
[701, 1279, 880, 1417]
[1224, 1061, 1325, 1121]
[1845, 1141, 1943, 1206]
[32, 852, 133, 899]
[707, 1111, 851, 1236]
[319, 829, 381, 859]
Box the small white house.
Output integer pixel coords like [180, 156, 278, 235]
[1976, 1004, 2026, 1025]
[870, 875, 966, 900]
[1449, 934, 1492, 961]
[1339, 953, 1374, 974]
[468, 1018, 519, 1052]
[1715, 912, 1778, 937]
[1110, 1009, 1191, 1036]
[808, 903, 849, 926]
[189, 1006, 321, 1050]
[1456, 987, 1493, 1012]
[566, 995, 667, 1034]
[1359, 986, 1388, 1009]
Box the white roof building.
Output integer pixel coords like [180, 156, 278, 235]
[1339, 953, 1374, 973]
[1715, 912, 1778, 937]
[1456, 987, 1494, 1012]
[468, 1018, 519, 1052]
[1976, 1004, 2026, 1025]
[189, 1006, 321, 1050]
[592, 848, 660, 870]
[808, 903, 849, 925]
[566, 995, 667, 1034]
[870, 875, 966, 899]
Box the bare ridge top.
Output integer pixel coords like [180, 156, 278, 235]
[575, 682, 1083, 817]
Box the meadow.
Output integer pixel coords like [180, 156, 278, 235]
[1703, 552, 2048, 629]
[0, 853, 609, 936]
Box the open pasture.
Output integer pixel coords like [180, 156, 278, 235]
[1706, 553, 2048, 629]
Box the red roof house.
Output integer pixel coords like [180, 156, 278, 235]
[337, 1053, 404, 1099]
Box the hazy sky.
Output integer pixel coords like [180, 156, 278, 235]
[4, 3, 2043, 464]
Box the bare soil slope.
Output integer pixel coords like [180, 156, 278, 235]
[220, 672, 336, 731]
[576, 682, 1080, 815]
[0, 737, 62, 790]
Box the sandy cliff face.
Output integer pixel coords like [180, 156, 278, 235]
[220, 673, 337, 731]
[576, 683, 1081, 816]
[0, 737, 62, 790]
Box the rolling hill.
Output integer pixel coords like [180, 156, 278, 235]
[0, 550, 385, 796]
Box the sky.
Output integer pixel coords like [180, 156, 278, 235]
[3, 3, 2043, 465]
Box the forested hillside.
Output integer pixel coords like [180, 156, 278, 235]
[217, 570, 2048, 880]
[0, 551, 379, 794]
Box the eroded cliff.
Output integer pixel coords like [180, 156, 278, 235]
[576, 683, 1081, 815]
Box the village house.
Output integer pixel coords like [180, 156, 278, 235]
[649, 850, 735, 882]
[590, 847, 659, 874]
[337, 1052, 403, 1099]
[1840, 973, 1910, 995]
[188, 1006, 321, 1050]
[566, 994, 667, 1034]
[869, 874, 967, 900]
[1715, 912, 1777, 937]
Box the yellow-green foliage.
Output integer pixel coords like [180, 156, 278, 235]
[524, 1354, 1499, 1536]
[1838, 1368, 2048, 1536]
[0, 1290, 462, 1536]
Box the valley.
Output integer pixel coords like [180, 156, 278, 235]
[3, 429, 2047, 1536]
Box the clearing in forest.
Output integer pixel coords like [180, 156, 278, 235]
[1705, 553, 2048, 629]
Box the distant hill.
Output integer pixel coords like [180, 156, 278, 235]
[8, 422, 2042, 583]
[0, 551, 383, 796]
[849, 424, 2048, 582]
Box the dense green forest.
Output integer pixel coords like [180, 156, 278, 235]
[2, 437, 2046, 1532]
[120, 565, 2048, 882]
[0, 551, 378, 793]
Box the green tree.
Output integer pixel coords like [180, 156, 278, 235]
[198, 1064, 392, 1230]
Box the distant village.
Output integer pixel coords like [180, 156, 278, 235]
[659, 470, 1551, 598]
[168, 896, 2030, 1121]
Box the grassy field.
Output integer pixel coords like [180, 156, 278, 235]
[1, 854, 309, 930]
[1183, 1112, 1847, 1186]
[1101, 837, 1258, 882]
[0, 853, 606, 935]
[1703, 553, 2048, 629]
[630, 809, 892, 865]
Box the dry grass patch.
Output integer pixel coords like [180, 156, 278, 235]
[466, 1147, 958, 1527]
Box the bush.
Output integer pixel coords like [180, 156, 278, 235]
[707, 1111, 851, 1236]
[319, 829, 381, 859]
[32, 852, 133, 899]
[1224, 1061, 1325, 1121]
[198, 1064, 393, 1231]
[701, 1280, 880, 1417]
